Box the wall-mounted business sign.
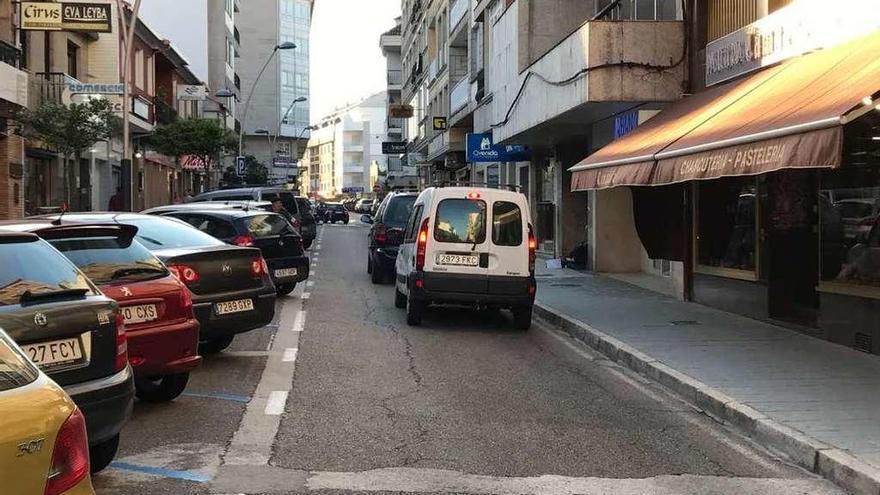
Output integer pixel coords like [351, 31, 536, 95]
[342, 186, 364, 193]
[382, 141, 407, 154]
[21, 2, 113, 33]
[614, 111, 639, 139]
[388, 104, 414, 119]
[432, 117, 447, 131]
[466, 133, 529, 163]
[705, 0, 880, 86]
[67, 82, 124, 95]
[177, 85, 207, 101]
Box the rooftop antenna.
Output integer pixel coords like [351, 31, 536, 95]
[51, 203, 69, 226]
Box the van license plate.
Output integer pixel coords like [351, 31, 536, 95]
[215, 299, 254, 315]
[437, 254, 479, 266]
[274, 268, 298, 278]
[22, 338, 84, 368]
[122, 304, 158, 324]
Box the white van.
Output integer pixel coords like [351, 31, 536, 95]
[394, 186, 537, 329]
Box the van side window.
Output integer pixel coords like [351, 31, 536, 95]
[404, 205, 423, 242]
[434, 199, 486, 244]
[492, 201, 523, 246]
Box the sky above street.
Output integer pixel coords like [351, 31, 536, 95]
[310, 0, 400, 120]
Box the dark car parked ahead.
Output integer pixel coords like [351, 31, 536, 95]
[35, 213, 277, 354]
[361, 192, 417, 284]
[190, 187, 317, 248]
[0, 227, 134, 473]
[156, 209, 310, 295]
[324, 203, 349, 224]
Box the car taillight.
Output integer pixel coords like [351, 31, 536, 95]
[168, 264, 200, 286]
[528, 226, 537, 274]
[179, 286, 193, 312]
[113, 310, 128, 373]
[232, 235, 255, 247]
[416, 217, 429, 271]
[251, 257, 268, 277]
[44, 408, 89, 495]
[375, 223, 387, 245]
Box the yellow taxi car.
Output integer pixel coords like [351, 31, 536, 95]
[0, 329, 95, 495]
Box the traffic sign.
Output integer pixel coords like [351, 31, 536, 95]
[373, 184, 382, 193]
[235, 156, 247, 177]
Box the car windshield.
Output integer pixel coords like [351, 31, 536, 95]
[0, 333, 38, 392]
[0, 238, 96, 306]
[243, 214, 296, 237]
[49, 235, 168, 285]
[384, 196, 416, 227]
[434, 199, 487, 244]
[123, 217, 225, 250]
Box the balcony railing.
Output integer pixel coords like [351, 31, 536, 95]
[234, 26, 241, 45]
[234, 73, 241, 90]
[0, 40, 20, 67]
[29, 72, 74, 107]
[387, 69, 403, 86]
[450, 78, 469, 114]
[449, 0, 468, 34]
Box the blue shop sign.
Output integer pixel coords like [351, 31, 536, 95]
[614, 111, 639, 138]
[466, 133, 530, 163]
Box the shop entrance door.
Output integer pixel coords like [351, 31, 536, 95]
[764, 171, 820, 328]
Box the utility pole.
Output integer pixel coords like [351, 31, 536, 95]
[116, 0, 141, 211]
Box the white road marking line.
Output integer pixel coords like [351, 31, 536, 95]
[292, 310, 306, 332]
[315, 244, 322, 249]
[306, 281, 314, 287]
[264, 391, 287, 415]
[282, 348, 298, 362]
[311, 263, 317, 267]
[302, 292, 311, 300]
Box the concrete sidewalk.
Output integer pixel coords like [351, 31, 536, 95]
[534, 264, 880, 495]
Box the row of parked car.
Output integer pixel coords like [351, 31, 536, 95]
[0, 191, 311, 494]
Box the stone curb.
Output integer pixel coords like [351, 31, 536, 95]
[534, 301, 880, 495]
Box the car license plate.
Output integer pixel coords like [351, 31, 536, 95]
[437, 254, 479, 266]
[122, 304, 158, 324]
[215, 298, 254, 315]
[274, 268, 298, 278]
[21, 338, 84, 368]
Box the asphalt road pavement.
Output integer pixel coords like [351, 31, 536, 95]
[92, 215, 845, 495]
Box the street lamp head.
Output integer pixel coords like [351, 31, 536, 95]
[295, 96, 307, 103]
[215, 88, 235, 98]
[255, 128, 270, 135]
[276, 41, 297, 50]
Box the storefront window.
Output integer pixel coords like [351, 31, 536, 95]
[696, 177, 757, 274]
[819, 165, 880, 289]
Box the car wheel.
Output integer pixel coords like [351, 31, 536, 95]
[89, 434, 120, 473]
[512, 305, 532, 331]
[276, 283, 297, 296]
[303, 239, 313, 250]
[406, 294, 423, 326]
[370, 263, 383, 284]
[199, 335, 234, 354]
[394, 287, 406, 309]
[135, 373, 190, 403]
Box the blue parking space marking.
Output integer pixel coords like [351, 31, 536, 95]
[109, 462, 212, 482]
[180, 391, 250, 403]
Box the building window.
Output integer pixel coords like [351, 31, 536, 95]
[695, 177, 758, 278]
[819, 165, 880, 291]
[67, 41, 79, 79]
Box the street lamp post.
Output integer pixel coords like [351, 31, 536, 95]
[238, 42, 297, 158]
[115, 0, 142, 211]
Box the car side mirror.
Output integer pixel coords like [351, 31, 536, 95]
[361, 215, 373, 224]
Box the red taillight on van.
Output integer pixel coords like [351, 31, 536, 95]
[44, 408, 90, 495]
[374, 223, 387, 246]
[528, 226, 537, 274]
[113, 310, 128, 373]
[415, 217, 430, 271]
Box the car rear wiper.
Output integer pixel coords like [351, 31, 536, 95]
[111, 267, 167, 280]
[20, 288, 90, 304]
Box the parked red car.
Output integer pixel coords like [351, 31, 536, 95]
[18, 221, 202, 402]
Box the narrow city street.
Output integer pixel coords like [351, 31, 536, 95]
[89, 219, 844, 495]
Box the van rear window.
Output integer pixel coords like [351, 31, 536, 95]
[434, 199, 486, 244]
[493, 201, 523, 246]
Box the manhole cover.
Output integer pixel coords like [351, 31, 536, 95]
[670, 320, 700, 326]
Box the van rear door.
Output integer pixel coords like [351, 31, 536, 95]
[426, 195, 489, 293]
[487, 197, 531, 295]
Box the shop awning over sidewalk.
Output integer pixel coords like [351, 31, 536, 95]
[570, 30, 880, 191]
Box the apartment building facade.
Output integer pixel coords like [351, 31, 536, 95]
[306, 92, 388, 198]
[0, 2, 28, 219]
[380, 19, 419, 190]
[237, 0, 313, 185]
